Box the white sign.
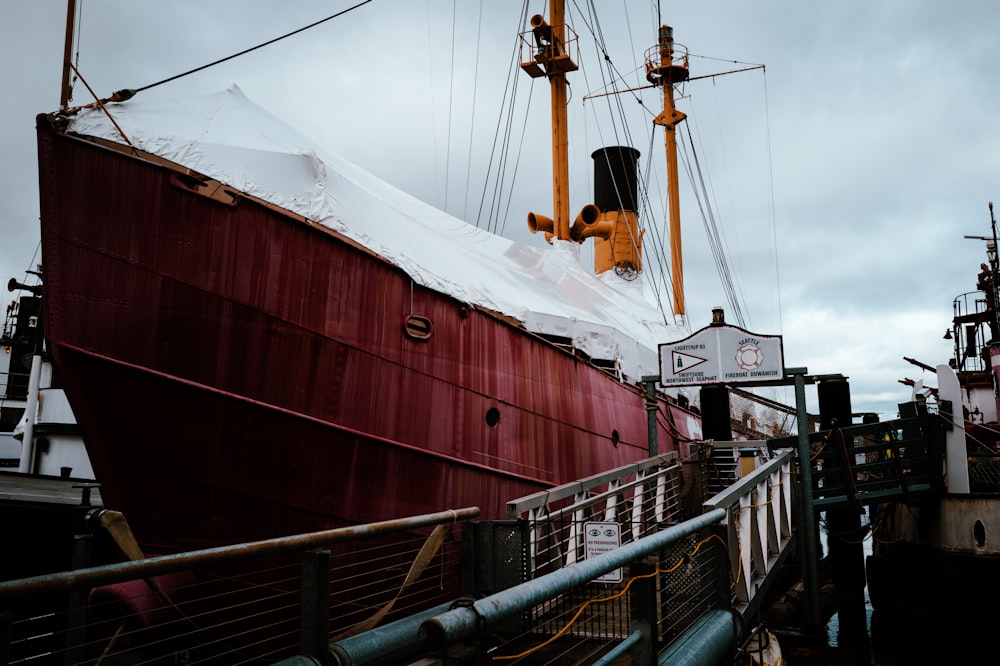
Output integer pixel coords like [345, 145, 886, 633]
[659, 324, 784, 387]
[585, 521, 623, 583]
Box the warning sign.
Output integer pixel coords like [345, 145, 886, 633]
[585, 522, 623, 583]
[659, 324, 784, 387]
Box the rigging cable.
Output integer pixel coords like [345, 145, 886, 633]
[496, 94, 537, 237]
[677, 121, 747, 327]
[130, 0, 373, 95]
[762, 68, 784, 335]
[426, 1, 442, 211]
[463, 0, 485, 222]
[444, 0, 457, 211]
[472, 1, 530, 234]
[638, 129, 676, 323]
[682, 94, 749, 327]
[577, 1, 676, 324]
[493, 6, 532, 236]
[706, 77, 754, 325]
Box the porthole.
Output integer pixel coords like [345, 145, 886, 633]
[403, 315, 433, 341]
[486, 407, 501, 428]
[611, 429, 620, 447]
[974, 519, 986, 548]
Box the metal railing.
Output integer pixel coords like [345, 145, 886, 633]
[495, 452, 705, 656]
[506, 452, 683, 580]
[768, 413, 946, 508]
[1, 444, 810, 665]
[420, 508, 731, 664]
[703, 447, 796, 616]
[0, 507, 478, 665]
[429, 448, 796, 663]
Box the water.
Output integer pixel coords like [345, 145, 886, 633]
[803, 514, 991, 665]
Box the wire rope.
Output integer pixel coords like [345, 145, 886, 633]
[131, 1, 373, 95]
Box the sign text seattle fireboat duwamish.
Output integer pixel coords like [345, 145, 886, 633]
[658, 324, 784, 387]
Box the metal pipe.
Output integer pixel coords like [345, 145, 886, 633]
[656, 610, 737, 666]
[0, 507, 479, 602]
[16, 354, 42, 473]
[789, 367, 821, 630]
[568, 204, 609, 241]
[329, 602, 452, 666]
[270, 658, 322, 666]
[592, 629, 643, 666]
[419, 508, 726, 646]
[642, 376, 659, 456]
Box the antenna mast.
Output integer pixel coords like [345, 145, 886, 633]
[59, 0, 78, 111]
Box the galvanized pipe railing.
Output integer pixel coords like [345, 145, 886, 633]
[0, 507, 480, 602]
[418, 507, 727, 648]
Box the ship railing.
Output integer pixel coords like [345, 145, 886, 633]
[0, 368, 29, 468]
[951, 289, 991, 372]
[517, 20, 580, 78]
[966, 420, 1000, 492]
[0, 368, 29, 402]
[0, 507, 478, 665]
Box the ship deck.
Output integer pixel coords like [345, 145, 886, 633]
[0, 471, 104, 583]
[0, 470, 102, 508]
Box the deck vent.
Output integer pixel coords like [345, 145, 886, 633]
[403, 315, 433, 341]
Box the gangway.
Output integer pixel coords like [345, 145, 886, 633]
[0, 412, 947, 664]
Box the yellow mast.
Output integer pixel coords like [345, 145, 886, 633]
[521, 11, 691, 299]
[520, 2, 602, 248]
[646, 25, 689, 316]
[548, 3, 570, 241]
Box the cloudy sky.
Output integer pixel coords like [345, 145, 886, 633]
[2, 0, 998, 419]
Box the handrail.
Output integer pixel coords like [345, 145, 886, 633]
[0, 506, 479, 602]
[703, 448, 795, 612]
[766, 413, 932, 450]
[507, 451, 678, 517]
[704, 448, 793, 509]
[418, 507, 727, 647]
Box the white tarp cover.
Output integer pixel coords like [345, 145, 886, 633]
[68, 85, 688, 382]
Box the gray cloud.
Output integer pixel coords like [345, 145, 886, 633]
[2, 0, 998, 420]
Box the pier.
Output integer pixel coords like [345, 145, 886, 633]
[0, 408, 945, 664]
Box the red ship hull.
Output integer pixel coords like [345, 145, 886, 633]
[36, 119, 697, 552]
